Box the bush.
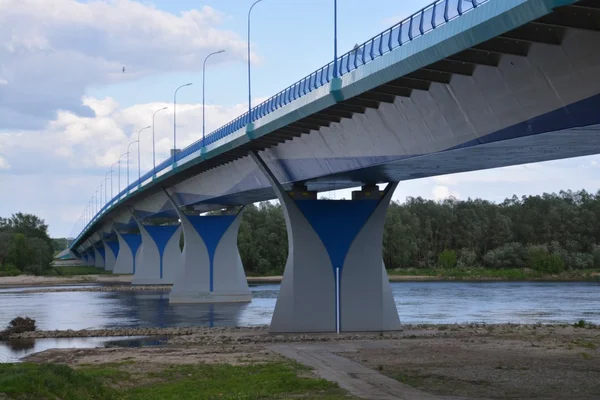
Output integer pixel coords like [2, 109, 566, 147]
[565, 252, 594, 270]
[483, 243, 527, 269]
[437, 249, 457, 269]
[527, 245, 564, 273]
[457, 248, 478, 269]
[0, 263, 21, 277]
[593, 245, 600, 267]
[23, 263, 44, 276]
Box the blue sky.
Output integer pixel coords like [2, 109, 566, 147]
[88, 0, 416, 108]
[0, 0, 599, 238]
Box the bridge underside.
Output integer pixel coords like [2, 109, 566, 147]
[150, 4, 600, 214]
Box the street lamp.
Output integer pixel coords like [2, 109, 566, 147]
[333, 0, 338, 78]
[152, 107, 168, 176]
[96, 184, 102, 212]
[104, 171, 111, 205]
[110, 162, 118, 199]
[127, 140, 138, 188]
[203, 50, 226, 149]
[173, 83, 193, 165]
[118, 152, 128, 193]
[248, 0, 264, 117]
[136, 126, 151, 185]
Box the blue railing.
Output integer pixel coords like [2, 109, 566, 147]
[73, 0, 486, 247]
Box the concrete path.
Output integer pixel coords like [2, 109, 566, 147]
[270, 342, 442, 400]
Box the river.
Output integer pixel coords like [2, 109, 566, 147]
[1, 281, 599, 361]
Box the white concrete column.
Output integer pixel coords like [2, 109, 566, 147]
[84, 246, 95, 266]
[130, 212, 182, 285]
[93, 244, 105, 269]
[252, 151, 400, 333]
[162, 190, 251, 303]
[102, 239, 117, 272]
[113, 230, 141, 275]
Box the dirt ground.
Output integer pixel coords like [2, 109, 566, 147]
[22, 324, 600, 399]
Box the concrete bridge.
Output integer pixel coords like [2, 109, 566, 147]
[71, 0, 600, 333]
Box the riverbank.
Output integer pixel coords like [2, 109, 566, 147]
[2, 268, 599, 288]
[12, 323, 599, 399]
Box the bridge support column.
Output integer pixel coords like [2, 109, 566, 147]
[102, 239, 118, 272]
[85, 247, 95, 266]
[113, 230, 141, 275]
[130, 214, 182, 285]
[93, 243, 105, 269]
[252, 151, 400, 333]
[163, 190, 251, 303]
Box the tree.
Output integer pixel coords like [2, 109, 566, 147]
[0, 213, 54, 274]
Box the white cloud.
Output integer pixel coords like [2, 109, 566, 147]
[432, 185, 460, 201]
[0, 95, 248, 235]
[0, 155, 9, 170]
[0, 0, 252, 130]
[0, 79, 7, 85]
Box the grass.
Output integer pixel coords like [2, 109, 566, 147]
[0, 362, 352, 400]
[0, 363, 116, 399]
[387, 267, 600, 281]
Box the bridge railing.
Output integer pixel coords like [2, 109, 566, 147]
[73, 0, 486, 246]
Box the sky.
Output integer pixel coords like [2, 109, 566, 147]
[0, 0, 599, 238]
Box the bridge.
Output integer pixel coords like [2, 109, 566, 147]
[70, 0, 600, 333]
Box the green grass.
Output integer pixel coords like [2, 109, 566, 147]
[0, 363, 116, 399]
[0, 362, 351, 400]
[388, 267, 600, 281]
[121, 363, 347, 400]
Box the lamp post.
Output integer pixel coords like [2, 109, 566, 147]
[173, 83, 193, 165]
[104, 171, 111, 205]
[333, 0, 338, 78]
[127, 140, 138, 188]
[203, 50, 226, 149]
[118, 152, 127, 193]
[152, 107, 168, 176]
[110, 162, 118, 199]
[136, 126, 151, 186]
[248, 0, 264, 117]
[97, 184, 102, 212]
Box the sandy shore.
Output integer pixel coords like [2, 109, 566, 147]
[2, 272, 597, 290]
[0, 274, 133, 287]
[20, 324, 600, 399]
[0, 274, 468, 289]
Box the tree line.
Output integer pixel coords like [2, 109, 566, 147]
[4, 189, 600, 278]
[0, 213, 54, 276]
[237, 190, 600, 276]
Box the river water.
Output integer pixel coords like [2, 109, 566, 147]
[1, 281, 599, 361]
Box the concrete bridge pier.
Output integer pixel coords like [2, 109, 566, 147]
[102, 238, 118, 272]
[130, 211, 182, 285]
[80, 251, 89, 266]
[92, 241, 105, 269]
[84, 246, 95, 267]
[252, 152, 400, 333]
[113, 228, 141, 275]
[163, 190, 251, 303]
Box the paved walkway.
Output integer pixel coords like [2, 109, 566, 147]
[270, 342, 443, 400]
